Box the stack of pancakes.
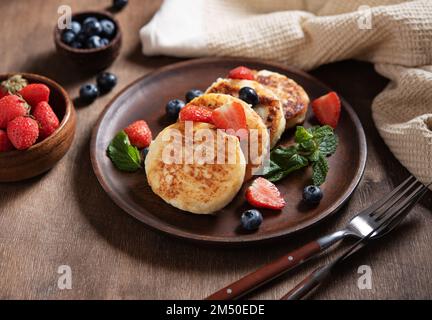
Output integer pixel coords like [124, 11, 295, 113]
[146, 69, 309, 214]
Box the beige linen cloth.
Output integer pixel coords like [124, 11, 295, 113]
[140, 0, 432, 185]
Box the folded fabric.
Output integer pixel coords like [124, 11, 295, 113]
[140, 0, 432, 185]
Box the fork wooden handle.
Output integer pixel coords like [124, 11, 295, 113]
[205, 241, 322, 300]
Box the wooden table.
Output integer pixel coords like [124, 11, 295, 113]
[1, 0, 431, 300]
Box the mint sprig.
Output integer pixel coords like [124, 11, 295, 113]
[264, 125, 338, 185]
[107, 131, 142, 172]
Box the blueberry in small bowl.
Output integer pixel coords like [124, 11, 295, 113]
[54, 11, 122, 71]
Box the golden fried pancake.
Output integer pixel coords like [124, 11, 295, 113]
[145, 122, 245, 214]
[189, 93, 269, 179]
[253, 70, 309, 129]
[206, 79, 285, 148]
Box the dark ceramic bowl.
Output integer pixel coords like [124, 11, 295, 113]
[54, 11, 122, 71]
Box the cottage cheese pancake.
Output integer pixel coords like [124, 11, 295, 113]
[253, 70, 309, 129]
[145, 122, 246, 214]
[189, 93, 269, 179]
[206, 79, 285, 148]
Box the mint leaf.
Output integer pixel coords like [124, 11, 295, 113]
[312, 153, 329, 186]
[107, 131, 142, 172]
[319, 133, 338, 156]
[295, 126, 313, 143]
[264, 125, 338, 185]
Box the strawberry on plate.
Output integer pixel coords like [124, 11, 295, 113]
[179, 104, 213, 123]
[7, 116, 39, 150]
[0, 129, 14, 152]
[124, 120, 152, 149]
[33, 101, 60, 140]
[246, 177, 286, 210]
[311, 91, 341, 128]
[0, 95, 29, 129]
[211, 101, 247, 138]
[228, 66, 255, 80]
[19, 83, 50, 108]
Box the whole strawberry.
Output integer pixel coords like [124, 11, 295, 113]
[0, 129, 14, 152]
[7, 116, 39, 150]
[0, 75, 28, 98]
[19, 83, 50, 108]
[33, 101, 60, 140]
[0, 95, 29, 128]
[124, 120, 152, 149]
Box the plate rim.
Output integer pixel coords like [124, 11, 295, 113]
[90, 57, 367, 245]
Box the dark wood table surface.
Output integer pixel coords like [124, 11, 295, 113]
[1, 0, 431, 300]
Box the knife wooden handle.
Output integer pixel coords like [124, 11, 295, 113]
[205, 241, 322, 300]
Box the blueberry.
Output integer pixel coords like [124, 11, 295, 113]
[68, 21, 82, 35]
[100, 38, 110, 47]
[83, 18, 102, 36]
[113, 0, 128, 10]
[61, 30, 76, 45]
[100, 19, 116, 38]
[75, 32, 87, 43]
[239, 87, 259, 106]
[70, 41, 83, 49]
[97, 72, 117, 93]
[83, 17, 98, 25]
[79, 84, 99, 104]
[303, 185, 323, 205]
[166, 99, 185, 119]
[141, 147, 150, 161]
[86, 35, 102, 49]
[241, 209, 263, 231]
[185, 89, 203, 103]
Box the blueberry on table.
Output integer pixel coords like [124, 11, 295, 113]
[61, 30, 76, 45]
[166, 99, 185, 119]
[239, 87, 259, 106]
[83, 18, 102, 36]
[113, 0, 128, 10]
[241, 209, 263, 231]
[303, 185, 323, 205]
[79, 84, 99, 104]
[185, 89, 203, 103]
[97, 72, 117, 93]
[68, 21, 82, 35]
[86, 35, 103, 49]
[100, 19, 116, 38]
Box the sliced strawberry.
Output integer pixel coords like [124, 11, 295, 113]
[211, 101, 247, 138]
[179, 104, 213, 123]
[18, 83, 50, 107]
[311, 92, 341, 128]
[246, 177, 286, 210]
[228, 66, 255, 80]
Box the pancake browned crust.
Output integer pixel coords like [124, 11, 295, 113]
[206, 79, 285, 148]
[188, 93, 269, 179]
[253, 70, 310, 129]
[145, 122, 246, 214]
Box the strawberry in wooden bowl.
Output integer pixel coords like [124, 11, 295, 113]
[0, 73, 76, 182]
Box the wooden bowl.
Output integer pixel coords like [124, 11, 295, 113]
[54, 11, 122, 71]
[0, 73, 76, 182]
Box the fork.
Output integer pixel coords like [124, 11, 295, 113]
[281, 180, 429, 300]
[206, 176, 426, 300]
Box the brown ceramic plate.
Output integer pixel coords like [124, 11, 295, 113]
[91, 58, 366, 245]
